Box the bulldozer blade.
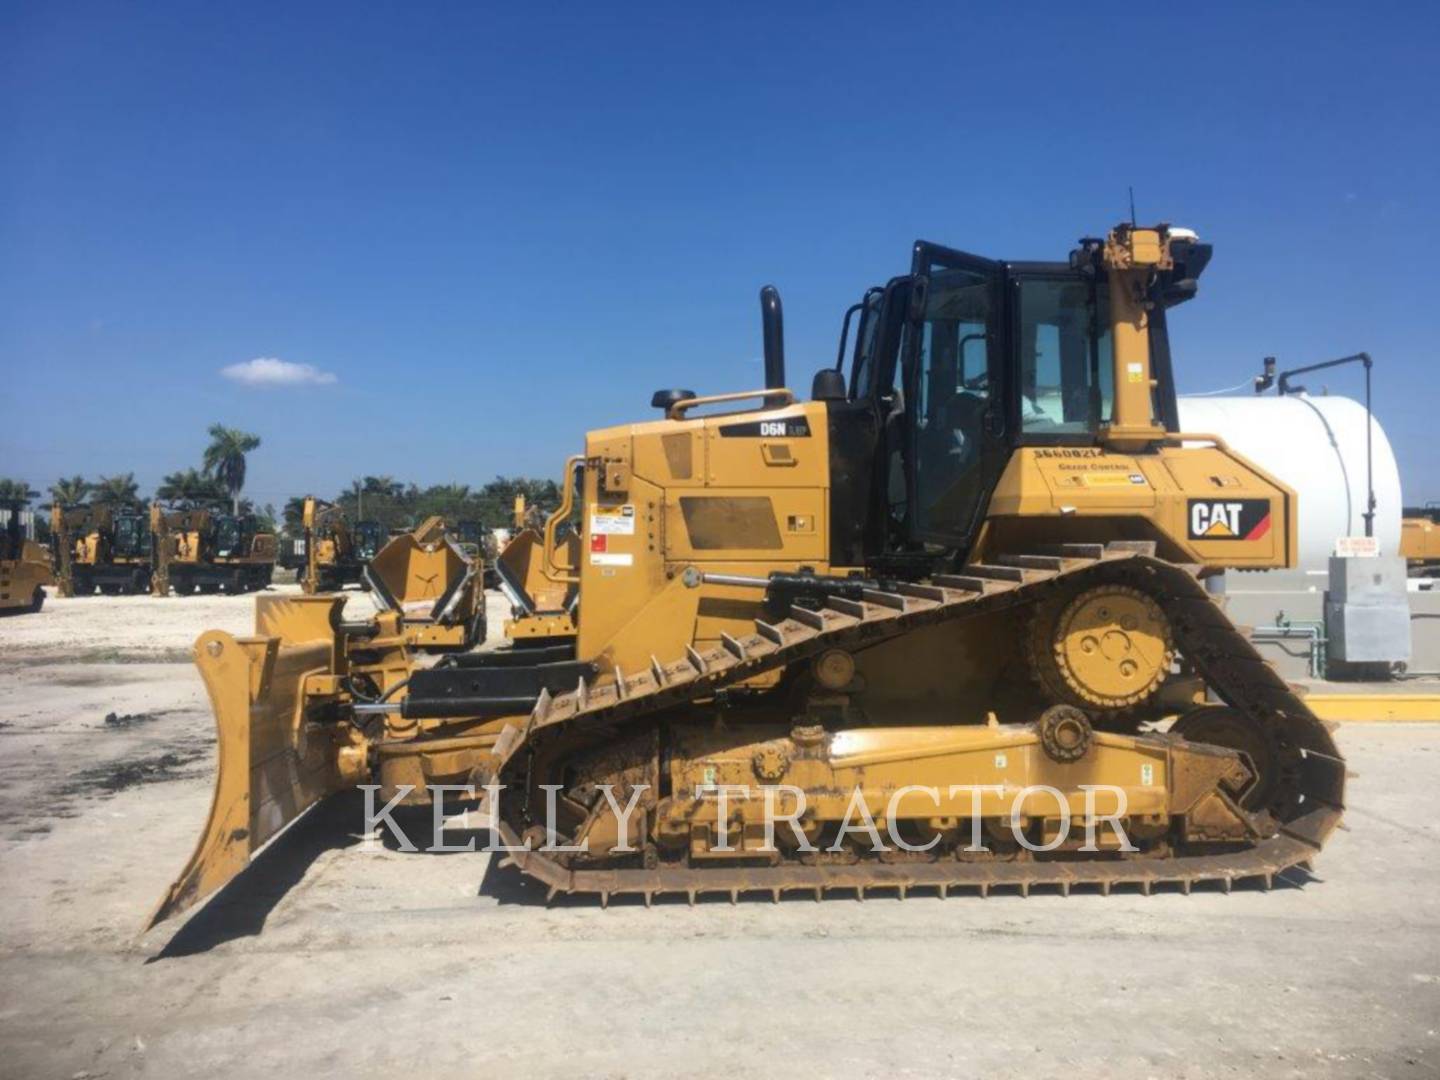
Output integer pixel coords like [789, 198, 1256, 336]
[147, 595, 355, 930]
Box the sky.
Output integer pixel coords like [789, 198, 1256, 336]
[3, 2, 1438, 510]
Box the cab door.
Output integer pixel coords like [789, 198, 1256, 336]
[903, 242, 1009, 549]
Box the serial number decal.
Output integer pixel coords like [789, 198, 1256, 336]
[1187, 498, 1272, 541]
[1036, 448, 1103, 459]
[718, 418, 811, 438]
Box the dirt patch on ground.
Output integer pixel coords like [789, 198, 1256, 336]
[2, 647, 198, 670]
[102, 710, 166, 730]
[61, 747, 207, 795]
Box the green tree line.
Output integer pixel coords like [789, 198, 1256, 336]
[5, 455, 558, 541]
[283, 475, 561, 534]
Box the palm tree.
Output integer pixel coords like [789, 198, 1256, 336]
[91, 472, 142, 509]
[203, 424, 262, 514]
[0, 478, 40, 508]
[48, 475, 91, 509]
[361, 475, 405, 499]
[282, 495, 307, 532]
[157, 468, 228, 509]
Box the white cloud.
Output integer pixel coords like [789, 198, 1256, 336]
[221, 357, 338, 387]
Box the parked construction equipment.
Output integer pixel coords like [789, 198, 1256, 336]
[1401, 506, 1440, 576]
[153, 223, 1346, 926]
[494, 525, 579, 644]
[450, 518, 499, 587]
[298, 497, 384, 593]
[361, 515, 485, 650]
[50, 504, 155, 595]
[0, 503, 51, 615]
[155, 509, 276, 594]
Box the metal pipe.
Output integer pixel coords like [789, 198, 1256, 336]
[760, 285, 785, 391]
[1365, 356, 1374, 538]
[1253, 622, 1327, 678]
[1277, 352, 1375, 538]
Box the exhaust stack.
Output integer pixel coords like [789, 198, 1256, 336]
[760, 285, 785, 391]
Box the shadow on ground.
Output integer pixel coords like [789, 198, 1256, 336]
[148, 790, 364, 960]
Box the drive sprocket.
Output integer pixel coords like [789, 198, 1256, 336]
[1028, 583, 1173, 713]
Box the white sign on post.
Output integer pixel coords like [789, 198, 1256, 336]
[1334, 536, 1379, 558]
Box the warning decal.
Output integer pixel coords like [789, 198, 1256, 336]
[1187, 499, 1272, 541]
[590, 504, 636, 535]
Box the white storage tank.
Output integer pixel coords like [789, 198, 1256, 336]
[1177, 394, 1402, 572]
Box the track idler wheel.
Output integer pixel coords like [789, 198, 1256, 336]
[1029, 584, 1173, 715]
[1037, 704, 1093, 763]
[1171, 705, 1299, 818]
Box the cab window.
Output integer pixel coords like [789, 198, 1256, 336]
[1017, 277, 1112, 435]
[911, 265, 993, 536]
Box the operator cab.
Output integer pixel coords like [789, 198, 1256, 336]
[213, 515, 251, 558]
[354, 520, 385, 562]
[0, 501, 23, 561]
[823, 235, 1207, 567]
[452, 519, 486, 561]
[112, 513, 148, 559]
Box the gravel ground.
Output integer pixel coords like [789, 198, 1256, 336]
[1, 587, 1437, 1078]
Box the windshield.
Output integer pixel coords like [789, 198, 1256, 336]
[214, 517, 243, 557]
[113, 515, 146, 557]
[1017, 277, 1113, 435]
[354, 521, 384, 560]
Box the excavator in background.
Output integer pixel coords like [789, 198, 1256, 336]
[0, 502, 51, 614]
[1400, 505, 1440, 576]
[155, 509, 276, 595]
[449, 519, 500, 587]
[361, 515, 486, 650]
[298, 496, 384, 593]
[152, 223, 1345, 927]
[49, 504, 155, 595]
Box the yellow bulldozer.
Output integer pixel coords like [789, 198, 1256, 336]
[361, 515, 486, 650]
[297, 496, 385, 593]
[50, 504, 155, 595]
[155, 508, 276, 595]
[1, 502, 51, 615]
[152, 223, 1345, 926]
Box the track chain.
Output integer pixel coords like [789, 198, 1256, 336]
[482, 543, 1346, 904]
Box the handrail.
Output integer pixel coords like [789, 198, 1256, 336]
[542, 455, 584, 585]
[1163, 431, 1232, 451]
[668, 388, 795, 420]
